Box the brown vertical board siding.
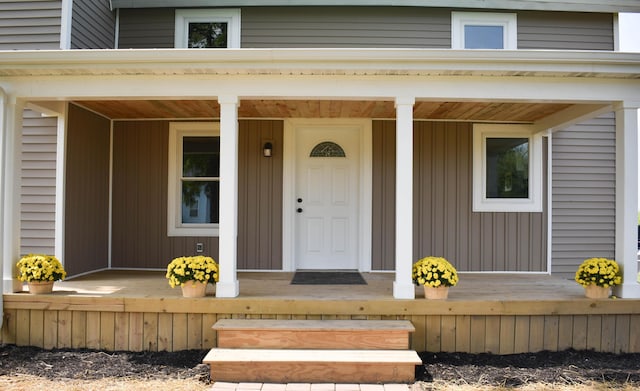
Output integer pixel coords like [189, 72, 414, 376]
[371, 121, 396, 270]
[65, 104, 110, 276]
[374, 121, 546, 272]
[237, 120, 283, 270]
[111, 120, 219, 268]
[111, 119, 282, 269]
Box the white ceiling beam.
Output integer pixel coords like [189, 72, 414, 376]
[532, 103, 613, 134]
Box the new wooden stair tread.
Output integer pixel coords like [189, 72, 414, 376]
[213, 319, 415, 332]
[213, 319, 414, 350]
[204, 348, 422, 364]
[204, 349, 421, 383]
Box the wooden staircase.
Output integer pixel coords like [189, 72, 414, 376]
[203, 319, 422, 384]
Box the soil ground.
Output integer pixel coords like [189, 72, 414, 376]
[0, 345, 639, 390]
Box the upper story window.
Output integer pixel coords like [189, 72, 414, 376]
[472, 124, 542, 212]
[452, 12, 517, 49]
[168, 122, 221, 236]
[175, 9, 241, 48]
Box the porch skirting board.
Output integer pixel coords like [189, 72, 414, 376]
[2, 295, 639, 354]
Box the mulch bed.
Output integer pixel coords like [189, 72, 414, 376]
[1, 344, 639, 387]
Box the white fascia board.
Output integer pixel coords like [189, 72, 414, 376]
[3, 73, 640, 105]
[0, 49, 639, 79]
[110, 0, 640, 13]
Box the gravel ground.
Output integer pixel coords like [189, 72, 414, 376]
[0, 345, 639, 390]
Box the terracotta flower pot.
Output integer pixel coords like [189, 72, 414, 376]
[28, 281, 54, 294]
[584, 284, 611, 299]
[181, 280, 207, 298]
[423, 285, 449, 300]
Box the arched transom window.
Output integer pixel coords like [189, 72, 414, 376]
[309, 141, 346, 158]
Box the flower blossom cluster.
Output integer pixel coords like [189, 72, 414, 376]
[412, 256, 459, 287]
[575, 257, 622, 288]
[17, 254, 66, 282]
[166, 256, 219, 288]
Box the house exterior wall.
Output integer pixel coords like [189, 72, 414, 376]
[241, 7, 450, 48]
[65, 104, 110, 276]
[518, 11, 613, 50]
[70, 0, 115, 49]
[551, 113, 616, 277]
[111, 120, 219, 268]
[117, 8, 174, 49]
[237, 120, 283, 270]
[116, 7, 614, 50]
[372, 120, 547, 272]
[0, 0, 62, 50]
[20, 110, 58, 256]
[110, 119, 283, 270]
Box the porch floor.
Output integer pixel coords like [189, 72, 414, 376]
[38, 270, 587, 301]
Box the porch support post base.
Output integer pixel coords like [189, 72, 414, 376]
[613, 102, 640, 298]
[614, 283, 640, 299]
[216, 280, 240, 298]
[393, 281, 416, 300]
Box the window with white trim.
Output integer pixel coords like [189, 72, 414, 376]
[168, 122, 220, 236]
[473, 124, 542, 212]
[175, 9, 241, 48]
[452, 12, 517, 49]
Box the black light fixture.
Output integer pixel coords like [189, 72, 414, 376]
[263, 141, 273, 157]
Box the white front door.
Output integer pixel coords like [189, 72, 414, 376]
[295, 124, 361, 270]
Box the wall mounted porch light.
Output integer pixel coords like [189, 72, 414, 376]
[263, 142, 273, 157]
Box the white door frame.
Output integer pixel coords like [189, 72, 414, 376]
[283, 118, 372, 272]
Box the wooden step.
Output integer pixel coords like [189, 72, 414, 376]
[203, 348, 422, 383]
[213, 319, 415, 349]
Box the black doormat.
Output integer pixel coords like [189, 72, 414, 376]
[291, 271, 367, 285]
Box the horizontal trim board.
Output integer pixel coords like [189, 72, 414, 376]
[4, 294, 640, 316]
[110, 0, 640, 13]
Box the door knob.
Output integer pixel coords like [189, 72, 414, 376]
[297, 198, 303, 203]
[297, 208, 303, 213]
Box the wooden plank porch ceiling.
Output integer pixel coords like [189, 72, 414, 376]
[73, 99, 572, 122]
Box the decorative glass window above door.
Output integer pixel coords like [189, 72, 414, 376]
[310, 141, 346, 157]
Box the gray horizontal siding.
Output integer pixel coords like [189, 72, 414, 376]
[242, 7, 450, 48]
[71, 0, 115, 49]
[117, 8, 174, 48]
[117, 6, 614, 51]
[21, 109, 58, 256]
[0, 0, 62, 49]
[518, 11, 613, 50]
[551, 113, 615, 278]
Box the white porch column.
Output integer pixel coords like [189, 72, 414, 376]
[1, 94, 24, 293]
[216, 95, 240, 297]
[614, 102, 640, 298]
[393, 96, 415, 299]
